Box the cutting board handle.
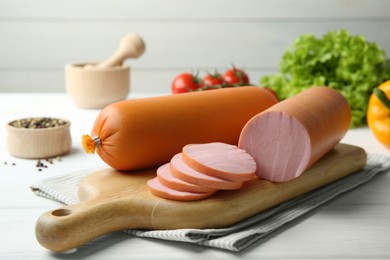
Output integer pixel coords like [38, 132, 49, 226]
[35, 199, 149, 252]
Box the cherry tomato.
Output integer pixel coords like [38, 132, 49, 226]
[171, 73, 203, 94]
[222, 68, 250, 87]
[203, 73, 224, 89]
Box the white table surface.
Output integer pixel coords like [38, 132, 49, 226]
[0, 93, 389, 260]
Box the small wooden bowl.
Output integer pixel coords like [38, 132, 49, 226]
[6, 117, 72, 159]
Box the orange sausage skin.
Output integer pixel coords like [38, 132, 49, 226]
[88, 87, 278, 171]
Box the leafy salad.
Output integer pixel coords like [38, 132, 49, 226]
[261, 29, 390, 127]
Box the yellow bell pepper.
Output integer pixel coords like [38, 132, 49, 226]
[367, 80, 390, 148]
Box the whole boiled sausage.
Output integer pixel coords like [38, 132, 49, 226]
[238, 86, 351, 182]
[82, 87, 277, 171]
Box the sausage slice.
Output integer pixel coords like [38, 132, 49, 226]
[181, 142, 256, 181]
[147, 177, 215, 201]
[170, 153, 244, 190]
[157, 163, 217, 193]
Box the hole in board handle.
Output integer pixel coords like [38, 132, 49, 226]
[51, 209, 72, 217]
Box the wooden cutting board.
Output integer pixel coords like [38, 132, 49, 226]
[35, 143, 367, 252]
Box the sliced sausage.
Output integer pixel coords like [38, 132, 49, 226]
[238, 86, 351, 182]
[181, 142, 256, 181]
[170, 153, 244, 190]
[147, 177, 215, 201]
[157, 163, 217, 193]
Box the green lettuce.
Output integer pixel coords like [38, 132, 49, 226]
[261, 29, 390, 127]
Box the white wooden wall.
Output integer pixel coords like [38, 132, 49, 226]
[1, 0, 389, 94]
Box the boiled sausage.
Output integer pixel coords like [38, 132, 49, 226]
[147, 177, 215, 201]
[82, 86, 278, 171]
[157, 163, 216, 193]
[182, 142, 256, 181]
[170, 153, 244, 190]
[239, 87, 351, 182]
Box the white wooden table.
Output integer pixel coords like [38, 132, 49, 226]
[0, 93, 389, 259]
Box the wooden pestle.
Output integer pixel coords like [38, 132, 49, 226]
[94, 34, 145, 69]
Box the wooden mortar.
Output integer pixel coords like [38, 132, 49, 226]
[65, 34, 145, 109]
[65, 63, 130, 109]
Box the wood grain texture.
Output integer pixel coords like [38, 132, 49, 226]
[0, 0, 389, 93]
[35, 143, 367, 252]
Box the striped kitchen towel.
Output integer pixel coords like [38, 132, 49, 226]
[31, 153, 390, 252]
